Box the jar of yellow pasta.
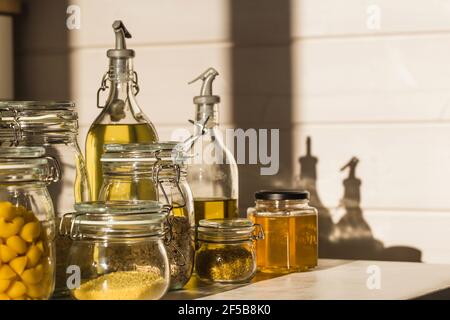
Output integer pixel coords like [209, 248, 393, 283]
[0, 147, 60, 300]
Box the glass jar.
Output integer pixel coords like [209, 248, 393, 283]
[0, 101, 90, 296]
[0, 147, 59, 300]
[59, 201, 170, 300]
[99, 142, 195, 290]
[195, 218, 263, 283]
[247, 190, 318, 273]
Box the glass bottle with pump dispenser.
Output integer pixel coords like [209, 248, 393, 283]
[86, 21, 158, 200]
[187, 68, 239, 224]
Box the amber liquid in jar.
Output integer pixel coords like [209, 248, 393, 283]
[248, 192, 318, 274]
[251, 214, 317, 273]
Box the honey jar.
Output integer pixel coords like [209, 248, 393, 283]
[247, 190, 318, 273]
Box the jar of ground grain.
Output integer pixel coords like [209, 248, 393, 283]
[195, 218, 264, 283]
[60, 201, 171, 300]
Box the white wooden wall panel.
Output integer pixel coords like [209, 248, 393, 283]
[293, 124, 450, 210]
[67, 0, 230, 47]
[16, 0, 450, 263]
[292, 0, 450, 38]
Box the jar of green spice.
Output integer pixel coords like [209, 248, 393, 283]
[195, 218, 264, 283]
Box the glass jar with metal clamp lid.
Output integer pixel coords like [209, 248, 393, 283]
[0, 100, 91, 297]
[59, 200, 171, 300]
[0, 101, 89, 211]
[195, 218, 264, 283]
[99, 142, 194, 289]
[0, 146, 60, 300]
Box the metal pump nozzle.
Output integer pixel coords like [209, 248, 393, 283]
[107, 20, 135, 58]
[188, 67, 220, 104]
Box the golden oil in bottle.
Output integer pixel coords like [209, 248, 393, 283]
[193, 198, 238, 224]
[250, 214, 317, 273]
[86, 123, 157, 200]
[171, 205, 188, 217]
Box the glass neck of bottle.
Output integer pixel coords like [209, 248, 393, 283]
[107, 79, 134, 99]
[103, 58, 144, 122]
[106, 60, 136, 106]
[195, 104, 219, 134]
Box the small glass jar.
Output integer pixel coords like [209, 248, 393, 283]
[195, 218, 264, 283]
[0, 147, 60, 300]
[0, 101, 90, 297]
[99, 142, 195, 290]
[247, 190, 318, 273]
[59, 201, 171, 300]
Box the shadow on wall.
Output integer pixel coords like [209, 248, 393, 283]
[13, 0, 70, 101]
[230, 0, 294, 213]
[297, 136, 422, 263]
[13, 0, 70, 214]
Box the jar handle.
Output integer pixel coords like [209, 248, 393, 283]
[45, 156, 61, 183]
[170, 164, 187, 209]
[0, 108, 22, 146]
[162, 204, 173, 245]
[168, 243, 187, 267]
[68, 212, 89, 240]
[59, 212, 86, 240]
[253, 223, 265, 241]
[154, 161, 187, 209]
[164, 215, 187, 267]
[96, 72, 109, 109]
[58, 212, 73, 236]
[132, 71, 140, 96]
[194, 225, 201, 250]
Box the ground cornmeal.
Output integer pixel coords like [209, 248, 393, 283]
[195, 246, 255, 282]
[72, 271, 166, 300]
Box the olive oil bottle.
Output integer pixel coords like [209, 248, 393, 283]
[86, 123, 156, 200]
[193, 198, 238, 224]
[187, 68, 239, 223]
[86, 21, 158, 200]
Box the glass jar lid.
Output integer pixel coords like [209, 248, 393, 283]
[197, 218, 264, 243]
[0, 100, 78, 145]
[0, 146, 45, 158]
[60, 200, 171, 240]
[0, 146, 61, 183]
[101, 141, 188, 164]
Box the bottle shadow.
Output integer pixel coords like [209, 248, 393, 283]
[297, 137, 421, 262]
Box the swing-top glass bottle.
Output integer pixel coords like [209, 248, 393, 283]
[85, 20, 158, 200]
[187, 68, 239, 224]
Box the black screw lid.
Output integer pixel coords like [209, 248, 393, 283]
[255, 190, 310, 201]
